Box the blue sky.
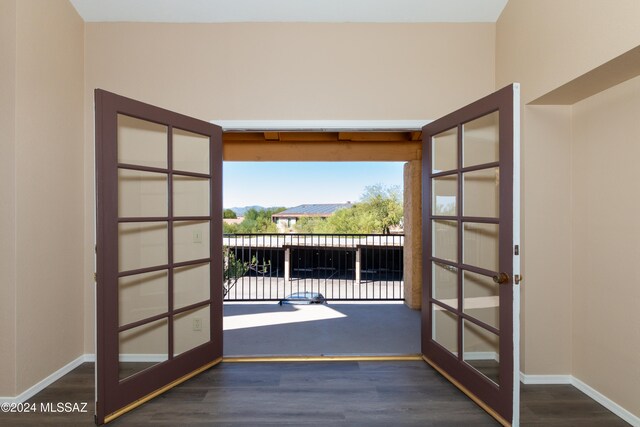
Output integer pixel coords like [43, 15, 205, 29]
[223, 162, 405, 208]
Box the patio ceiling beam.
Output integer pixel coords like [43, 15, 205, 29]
[222, 131, 422, 161]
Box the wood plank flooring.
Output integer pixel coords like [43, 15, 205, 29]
[0, 362, 630, 426]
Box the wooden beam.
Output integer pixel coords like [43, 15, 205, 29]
[277, 132, 339, 142]
[263, 132, 280, 141]
[223, 132, 265, 141]
[223, 140, 422, 161]
[338, 132, 411, 142]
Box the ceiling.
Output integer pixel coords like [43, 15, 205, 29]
[69, 0, 509, 23]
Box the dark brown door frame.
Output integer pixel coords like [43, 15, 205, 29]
[421, 84, 519, 426]
[95, 89, 223, 424]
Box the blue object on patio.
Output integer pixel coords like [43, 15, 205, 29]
[279, 292, 326, 305]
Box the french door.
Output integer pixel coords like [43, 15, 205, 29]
[95, 90, 223, 424]
[422, 84, 521, 426]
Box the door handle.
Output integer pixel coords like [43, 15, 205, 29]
[492, 272, 510, 284]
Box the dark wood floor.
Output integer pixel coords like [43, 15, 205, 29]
[0, 362, 629, 426]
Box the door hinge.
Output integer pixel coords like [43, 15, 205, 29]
[514, 245, 520, 256]
[514, 274, 522, 285]
[93, 272, 97, 282]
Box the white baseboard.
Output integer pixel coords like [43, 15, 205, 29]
[571, 377, 640, 427]
[520, 373, 639, 426]
[0, 354, 93, 404]
[519, 373, 572, 384]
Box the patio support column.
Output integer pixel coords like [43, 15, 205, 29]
[355, 247, 361, 284]
[403, 160, 422, 309]
[284, 247, 290, 281]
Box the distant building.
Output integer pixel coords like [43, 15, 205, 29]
[272, 203, 353, 232]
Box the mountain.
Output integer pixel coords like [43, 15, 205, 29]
[227, 205, 265, 216]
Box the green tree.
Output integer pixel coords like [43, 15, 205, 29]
[223, 208, 237, 219]
[226, 207, 287, 234]
[223, 248, 248, 296]
[294, 184, 402, 234]
[359, 184, 403, 234]
[294, 216, 327, 233]
[223, 222, 238, 234]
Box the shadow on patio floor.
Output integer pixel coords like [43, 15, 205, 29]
[223, 302, 421, 356]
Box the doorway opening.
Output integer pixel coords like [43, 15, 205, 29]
[220, 160, 419, 357]
[95, 87, 519, 425]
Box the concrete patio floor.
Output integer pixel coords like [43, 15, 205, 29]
[223, 302, 421, 356]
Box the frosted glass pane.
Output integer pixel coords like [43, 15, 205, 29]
[463, 223, 498, 272]
[118, 169, 167, 218]
[173, 176, 209, 217]
[173, 128, 209, 174]
[463, 270, 499, 330]
[174, 221, 210, 263]
[463, 111, 499, 167]
[118, 222, 168, 272]
[174, 263, 210, 310]
[463, 320, 500, 385]
[118, 114, 167, 168]
[432, 175, 457, 216]
[433, 220, 457, 263]
[173, 305, 210, 356]
[119, 270, 168, 326]
[433, 262, 457, 309]
[119, 318, 168, 380]
[433, 306, 457, 355]
[432, 127, 457, 173]
[463, 168, 499, 218]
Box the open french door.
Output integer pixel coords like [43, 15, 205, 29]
[95, 90, 223, 424]
[422, 84, 521, 426]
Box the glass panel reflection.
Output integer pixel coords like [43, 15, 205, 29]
[432, 175, 457, 216]
[432, 127, 457, 173]
[173, 129, 210, 174]
[432, 220, 457, 262]
[463, 270, 499, 330]
[433, 262, 457, 309]
[173, 176, 210, 217]
[433, 306, 458, 355]
[463, 168, 499, 218]
[463, 320, 500, 385]
[463, 223, 498, 272]
[119, 270, 168, 326]
[174, 263, 210, 310]
[173, 220, 210, 263]
[119, 318, 168, 380]
[117, 114, 167, 169]
[118, 222, 168, 272]
[463, 111, 499, 167]
[118, 169, 167, 218]
[173, 305, 210, 356]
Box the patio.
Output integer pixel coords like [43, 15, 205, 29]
[223, 302, 421, 356]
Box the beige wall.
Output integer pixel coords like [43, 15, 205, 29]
[518, 105, 573, 374]
[496, 0, 640, 104]
[83, 21, 497, 352]
[497, 0, 640, 418]
[8, 0, 85, 393]
[571, 75, 640, 416]
[0, 0, 17, 397]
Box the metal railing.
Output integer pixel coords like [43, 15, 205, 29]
[223, 233, 404, 301]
